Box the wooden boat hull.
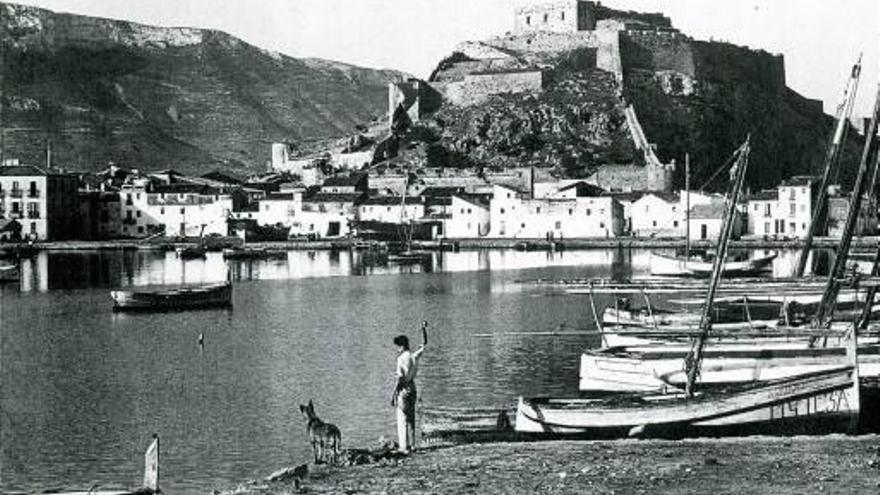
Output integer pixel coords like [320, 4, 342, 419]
[387, 251, 428, 264]
[649, 253, 777, 277]
[603, 307, 781, 330]
[517, 365, 859, 438]
[222, 248, 288, 260]
[0, 264, 19, 282]
[176, 247, 207, 260]
[580, 343, 880, 393]
[111, 283, 232, 311]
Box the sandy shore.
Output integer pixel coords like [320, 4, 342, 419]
[222, 435, 880, 495]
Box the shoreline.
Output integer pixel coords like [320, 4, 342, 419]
[221, 435, 880, 495]
[0, 236, 870, 252]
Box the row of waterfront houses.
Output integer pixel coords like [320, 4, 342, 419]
[0, 160, 873, 242]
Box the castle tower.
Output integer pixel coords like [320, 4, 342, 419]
[514, 0, 597, 34]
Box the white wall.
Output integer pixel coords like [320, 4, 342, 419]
[445, 196, 490, 238]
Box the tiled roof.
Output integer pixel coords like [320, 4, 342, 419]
[361, 196, 424, 206]
[323, 174, 367, 188]
[0, 165, 48, 177]
[781, 176, 818, 187]
[748, 190, 779, 201]
[304, 192, 364, 203]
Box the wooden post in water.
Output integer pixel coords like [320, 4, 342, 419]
[684, 138, 751, 397]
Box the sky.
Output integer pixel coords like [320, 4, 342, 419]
[9, 0, 880, 117]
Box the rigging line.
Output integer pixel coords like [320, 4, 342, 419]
[697, 148, 740, 192]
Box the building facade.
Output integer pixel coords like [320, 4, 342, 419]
[0, 165, 80, 240]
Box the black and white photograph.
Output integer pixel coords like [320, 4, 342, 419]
[1, 0, 879, 493]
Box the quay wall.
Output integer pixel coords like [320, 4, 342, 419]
[7, 236, 873, 252]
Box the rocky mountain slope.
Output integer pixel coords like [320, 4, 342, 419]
[0, 2, 404, 174]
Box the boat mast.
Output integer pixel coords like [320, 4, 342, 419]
[685, 153, 690, 261]
[684, 138, 751, 397]
[793, 56, 863, 278]
[813, 79, 880, 328]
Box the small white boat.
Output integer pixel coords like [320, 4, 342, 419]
[650, 252, 777, 277]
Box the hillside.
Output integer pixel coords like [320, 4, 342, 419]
[0, 2, 405, 174]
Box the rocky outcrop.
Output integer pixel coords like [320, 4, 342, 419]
[391, 7, 861, 191]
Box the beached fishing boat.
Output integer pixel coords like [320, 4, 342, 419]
[110, 281, 232, 311]
[222, 247, 288, 260]
[517, 359, 859, 437]
[0, 263, 19, 283]
[649, 252, 777, 277]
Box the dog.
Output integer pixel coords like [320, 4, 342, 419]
[299, 399, 342, 465]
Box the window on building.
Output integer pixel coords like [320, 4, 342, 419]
[790, 203, 796, 216]
[136, 211, 141, 218]
[136, 193, 141, 200]
[801, 188, 806, 195]
[543, 13, 548, 22]
[600, 222, 605, 229]
[673, 221, 679, 228]
[802, 223, 807, 230]
[555, 221, 561, 229]
[126, 210, 132, 220]
[586, 209, 591, 216]
[765, 223, 770, 234]
[765, 204, 771, 217]
[160, 208, 165, 215]
[789, 189, 796, 200]
[11, 202, 19, 214]
[521, 223, 526, 228]
[27, 203, 39, 219]
[568, 209, 573, 215]
[137, 226, 144, 234]
[536, 207, 541, 214]
[467, 208, 472, 214]
[507, 193, 511, 199]
[526, 15, 531, 25]
[180, 208, 185, 215]
[31, 222, 37, 235]
[652, 220, 657, 227]
[754, 204, 759, 211]
[561, 11, 565, 20]
[500, 208, 505, 214]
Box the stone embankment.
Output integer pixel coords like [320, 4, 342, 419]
[2, 236, 871, 253]
[219, 435, 880, 495]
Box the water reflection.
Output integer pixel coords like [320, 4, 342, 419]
[1, 247, 843, 294]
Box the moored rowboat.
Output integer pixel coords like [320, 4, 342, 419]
[110, 282, 232, 311]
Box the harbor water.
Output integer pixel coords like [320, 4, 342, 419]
[0, 248, 826, 494]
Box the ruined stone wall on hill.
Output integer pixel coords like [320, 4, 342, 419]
[619, 30, 695, 78]
[692, 41, 785, 89]
[435, 70, 546, 107]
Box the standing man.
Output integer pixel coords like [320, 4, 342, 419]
[391, 321, 428, 454]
